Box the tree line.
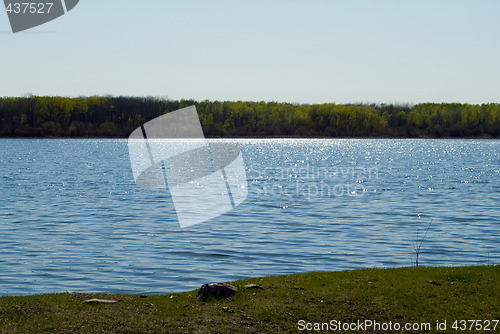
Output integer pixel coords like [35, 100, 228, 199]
[0, 96, 499, 138]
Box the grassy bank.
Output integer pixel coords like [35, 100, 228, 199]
[0, 266, 498, 333]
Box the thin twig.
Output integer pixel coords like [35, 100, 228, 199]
[414, 218, 433, 267]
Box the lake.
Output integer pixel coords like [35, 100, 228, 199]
[0, 139, 499, 296]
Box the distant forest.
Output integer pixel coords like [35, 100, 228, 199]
[0, 96, 499, 138]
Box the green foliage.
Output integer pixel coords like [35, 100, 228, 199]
[0, 96, 498, 138]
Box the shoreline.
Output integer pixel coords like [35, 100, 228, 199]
[0, 135, 498, 140]
[1, 265, 498, 333]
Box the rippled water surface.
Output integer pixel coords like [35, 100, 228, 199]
[0, 139, 499, 295]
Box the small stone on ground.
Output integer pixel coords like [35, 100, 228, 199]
[244, 284, 264, 290]
[196, 283, 238, 300]
[83, 299, 117, 304]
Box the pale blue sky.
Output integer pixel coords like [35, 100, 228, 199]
[1, 0, 499, 104]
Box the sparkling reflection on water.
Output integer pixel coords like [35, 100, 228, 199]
[0, 139, 499, 295]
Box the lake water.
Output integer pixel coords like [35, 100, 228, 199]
[0, 139, 499, 296]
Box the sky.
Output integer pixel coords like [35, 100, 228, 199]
[1, 0, 499, 104]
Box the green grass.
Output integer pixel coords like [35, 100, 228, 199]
[0, 266, 498, 333]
